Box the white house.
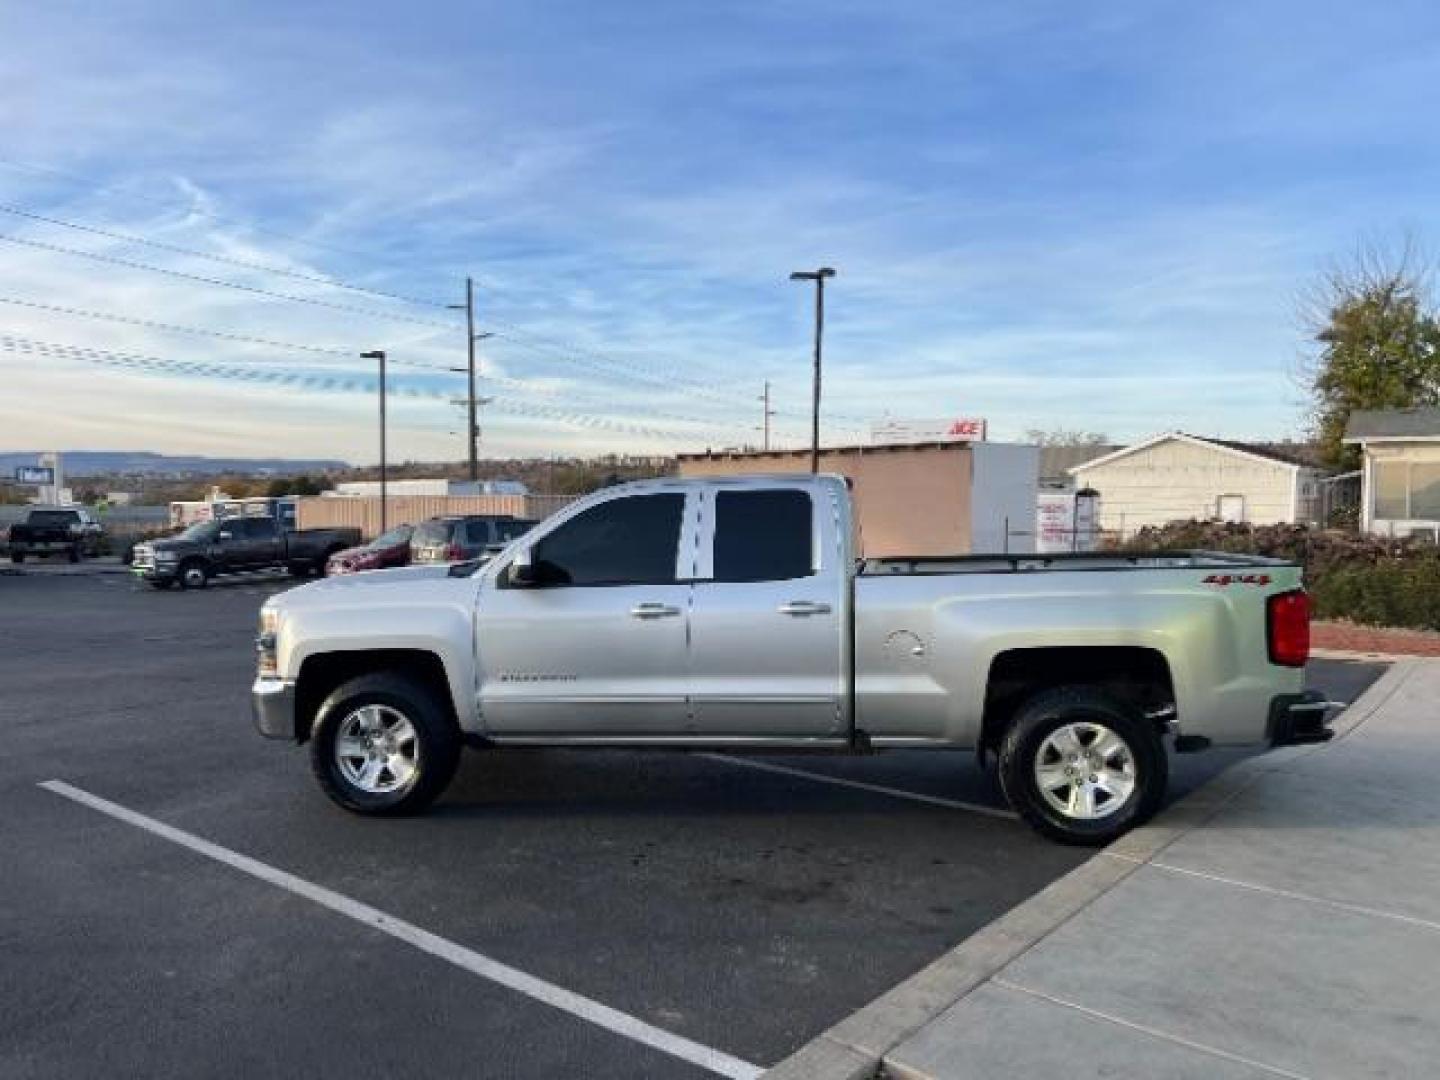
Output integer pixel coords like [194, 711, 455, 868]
[1069, 432, 1323, 534]
[1344, 408, 1440, 540]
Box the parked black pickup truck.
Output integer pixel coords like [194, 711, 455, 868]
[131, 517, 361, 590]
[8, 507, 105, 562]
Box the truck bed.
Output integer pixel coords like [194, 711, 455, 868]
[860, 549, 1295, 576]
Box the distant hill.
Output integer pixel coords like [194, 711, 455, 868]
[0, 451, 349, 477]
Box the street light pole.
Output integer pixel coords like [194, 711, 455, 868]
[789, 267, 836, 473]
[360, 350, 387, 533]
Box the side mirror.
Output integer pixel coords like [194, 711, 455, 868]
[510, 545, 538, 586]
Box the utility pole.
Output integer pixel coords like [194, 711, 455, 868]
[448, 278, 485, 481]
[360, 350, 387, 532]
[759, 381, 774, 451]
[788, 267, 836, 473]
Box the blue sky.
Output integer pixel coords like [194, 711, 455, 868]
[2, 1, 1438, 462]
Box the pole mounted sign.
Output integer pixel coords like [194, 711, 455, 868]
[871, 417, 988, 445]
[15, 466, 55, 485]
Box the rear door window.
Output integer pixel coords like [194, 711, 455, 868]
[712, 490, 813, 582]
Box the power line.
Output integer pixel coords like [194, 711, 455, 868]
[0, 156, 389, 264]
[0, 295, 744, 416]
[0, 332, 734, 444]
[0, 159, 869, 430]
[0, 202, 451, 310]
[0, 295, 360, 358]
[485, 320, 870, 430]
[0, 233, 460, 330]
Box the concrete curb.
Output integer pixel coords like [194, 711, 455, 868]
[12, 560, 131, 577]
[762, 660, 1416, 1080]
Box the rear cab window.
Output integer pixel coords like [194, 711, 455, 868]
[712, 489, 814, 582]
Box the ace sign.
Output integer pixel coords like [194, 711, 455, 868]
[871, 417, 988, 445]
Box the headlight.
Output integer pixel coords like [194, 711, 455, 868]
[256, 608, 280, 678]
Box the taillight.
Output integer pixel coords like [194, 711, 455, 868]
[446, 542, 463, 561]
[1267, 590, 1310, 667]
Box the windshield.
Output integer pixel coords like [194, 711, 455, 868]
[178, 521, 221, 542]
[27, 510, 79, 526]
[369, 524, 413, 549]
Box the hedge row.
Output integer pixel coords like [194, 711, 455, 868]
[1115, 521, 1440, 632]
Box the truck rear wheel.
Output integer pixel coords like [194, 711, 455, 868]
[999, 686, 1166, 846]
[309, 673, 461, 816]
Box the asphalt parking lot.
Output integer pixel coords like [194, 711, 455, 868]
[0, 569, 1386, 1079]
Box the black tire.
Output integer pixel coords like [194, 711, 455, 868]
[67, 545, 81, 563]
[309, 673, 461, 816]
[998, 686, 1167, 846]
[148, 579, 176, 590]
[288, 563, 311, 578]
[177, 559, 209, 590]
[9, 551, 22, 563]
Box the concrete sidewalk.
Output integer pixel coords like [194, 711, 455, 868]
[768, 660, 1440, 1080]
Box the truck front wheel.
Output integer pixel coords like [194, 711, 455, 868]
[999, 687, 1166, 846]
[309, 673, 461, 816]
[178, 560, 209, 590]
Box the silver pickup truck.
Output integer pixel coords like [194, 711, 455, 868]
[252, 474, 1328, 844]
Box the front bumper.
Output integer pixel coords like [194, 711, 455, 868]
[1267, 690, 1337, 746]
[252, 677, 297, 739]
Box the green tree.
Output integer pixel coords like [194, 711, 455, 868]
[1306, 243, 1440, 468]
[265, 478, 293, 498]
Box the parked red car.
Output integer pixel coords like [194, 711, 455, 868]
[325, 523, 414, 576]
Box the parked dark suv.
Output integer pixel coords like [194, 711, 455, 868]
[410, 515, 537, 564]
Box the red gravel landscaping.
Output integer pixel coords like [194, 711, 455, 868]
[1313, 620, 1440, 657]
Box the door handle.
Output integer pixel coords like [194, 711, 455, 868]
[778, 600, 832, 616]
[630, 602, 682, 619]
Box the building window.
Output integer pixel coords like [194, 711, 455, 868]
[1216, 494, 1245, 523]
[1374, 460, 1440, 520]
[1413, 464, 1440, 519]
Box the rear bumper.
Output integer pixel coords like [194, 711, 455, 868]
[252, 677, 297, 739]
[1267, 690, 1336, 746]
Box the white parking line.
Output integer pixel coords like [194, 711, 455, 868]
[39, 780, 764, 1080]
[702, 754, 1019, 820]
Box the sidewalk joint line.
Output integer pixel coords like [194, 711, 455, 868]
[1146, 859, 1440, 934]
[38, 779, 765, 1080]
[990, 977, 1313, 1080]
[701, 754, 1019, 820]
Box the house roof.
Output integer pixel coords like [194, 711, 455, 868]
[1067, 431, 1311, 475]
[1343, 408, 1440, 442]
